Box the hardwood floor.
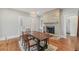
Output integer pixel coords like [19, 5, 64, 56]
[48, 36, 79, 51]
[0, 36, 79, 51]
[75, 37, 79, 51]
[0, 38, 21, 51]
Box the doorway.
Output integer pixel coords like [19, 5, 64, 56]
[77, 16, 79, 36]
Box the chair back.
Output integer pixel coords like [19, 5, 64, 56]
[22, 32, 28, 40]
[26, 28, 31, 34]
[22, 32, 30, 47]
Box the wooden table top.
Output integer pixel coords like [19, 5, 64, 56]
[31, 32, 50, 40]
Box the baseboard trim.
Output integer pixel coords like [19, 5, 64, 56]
[0, 37, 6, 41]
[0, 35, 20, 41]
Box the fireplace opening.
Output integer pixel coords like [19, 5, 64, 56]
[46, 26, 55, 34]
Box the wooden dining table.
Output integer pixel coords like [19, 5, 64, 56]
[30, 32, 50, 51]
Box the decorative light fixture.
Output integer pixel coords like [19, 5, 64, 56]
[30, 11, 37, 17]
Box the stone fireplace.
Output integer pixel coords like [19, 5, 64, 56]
[43, 22, 57, 34]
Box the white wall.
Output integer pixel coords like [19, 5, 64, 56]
[0, 9, 2, 38]
[70, 16, 78, 36]
[60, 8, 78, 37]
[0, 8, 41, 40]
[0, 8, 30, 40]
[60, 10, 67, 38]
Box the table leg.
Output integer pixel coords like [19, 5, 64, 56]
[45, 39, 48, 49]
[43, 39, 48, 50]
[37, 40, 40, 51]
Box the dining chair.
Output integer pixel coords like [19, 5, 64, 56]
[22, 32, 37, 51]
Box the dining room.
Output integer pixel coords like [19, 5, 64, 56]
[0, 8, 79, 51]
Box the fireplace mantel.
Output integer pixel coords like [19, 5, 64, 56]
[44, 22, 58, 24]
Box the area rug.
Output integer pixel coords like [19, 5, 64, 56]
[45, 44, 58, 51]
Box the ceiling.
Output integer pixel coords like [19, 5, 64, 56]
[13, 8, 55, 15]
